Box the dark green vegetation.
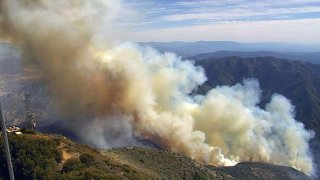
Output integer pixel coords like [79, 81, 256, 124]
[0, 133, 147, 179]
[0, 133, 231, 180]
[0, 133, 62, 179]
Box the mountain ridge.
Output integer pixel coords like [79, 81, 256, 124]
[191, 51, 320, 64]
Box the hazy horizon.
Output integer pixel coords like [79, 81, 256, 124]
[121, 0, 320, 43]
[138, 40, 320, 45]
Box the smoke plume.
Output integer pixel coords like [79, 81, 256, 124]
[0, 0, 315, 175]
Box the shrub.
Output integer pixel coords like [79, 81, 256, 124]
[61, 158, 84, 173]
[80, 154, 95, 167]
[20, 128, 36, 134]
[0, 135, 62, 179]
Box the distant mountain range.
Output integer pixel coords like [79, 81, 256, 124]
[192, 51, 320, 64]
[142, 41, 320, 64]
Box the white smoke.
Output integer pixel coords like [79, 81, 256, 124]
[0, 0, 315, 175]
[79, 114, 143, 148]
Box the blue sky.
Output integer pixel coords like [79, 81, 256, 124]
[120, 0, 320, 43]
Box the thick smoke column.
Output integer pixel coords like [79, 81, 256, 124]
[0, 0, 315, 175]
